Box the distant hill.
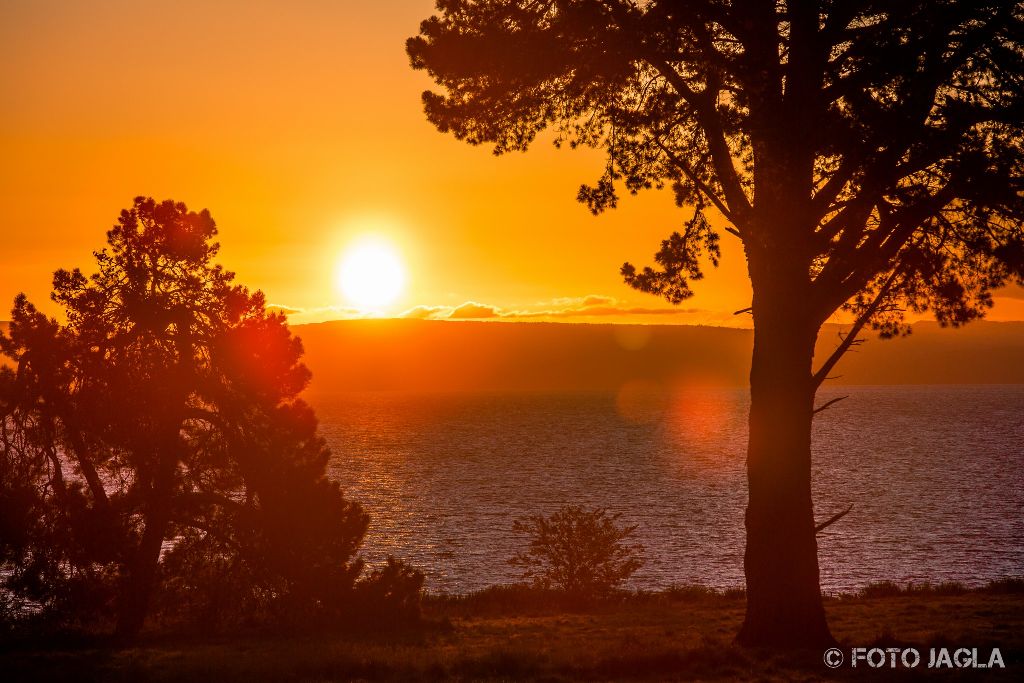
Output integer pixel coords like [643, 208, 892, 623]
[3, 318, 1020, 391]
[291, 319, 1024, 394]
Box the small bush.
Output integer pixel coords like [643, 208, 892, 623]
[352, 557, 425, 626]
[509, 505, 643, 601]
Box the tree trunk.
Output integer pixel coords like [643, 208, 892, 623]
[736, 278, 835, 648]
[115, 449, 178, 641]
[114, 501, 170, 641]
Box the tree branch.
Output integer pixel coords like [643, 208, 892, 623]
[643, 59, 752, 224]
[812, 266, 903, 389]
[811, 154, 862, 222]
[654, 138, 738, 231]
[822, 182, 958, 314]
[815, 504, 854, 534]
[812, 395, 849, 416]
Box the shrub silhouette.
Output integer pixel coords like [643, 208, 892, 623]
[350, 556, 426, 627]
[510, 505, 643, 600]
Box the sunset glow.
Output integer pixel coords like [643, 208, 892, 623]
[2, 1, 1021, 323]
[337, 239, 405, 310]
[2, 0, 1022, 673]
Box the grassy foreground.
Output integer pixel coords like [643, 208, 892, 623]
[2, 584, 1021, 681]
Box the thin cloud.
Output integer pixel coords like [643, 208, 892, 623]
[280, 296, 733, 324]
[267, 304, 303, 316]
[544, 305, 704, 318]
[448, 302, 501, 319]
[267, 304, 369, 323]
[398, 295, 710, 320]
[400, 305, 453, 319]
[581, 294, 616, 307]
[545, 294, 616, 308]
[508, 295, 704, 319]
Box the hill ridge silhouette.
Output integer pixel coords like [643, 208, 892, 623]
[280, 318, 1024, 394]
[5, 318, 1020, 392]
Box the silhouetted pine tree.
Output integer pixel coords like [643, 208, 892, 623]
[408, 0, 1024, 646]
[0, 198, 419, 638]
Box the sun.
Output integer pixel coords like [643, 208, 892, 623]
[336, 238, 405, 309]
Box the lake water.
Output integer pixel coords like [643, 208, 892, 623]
[315, 385, 1024, 594]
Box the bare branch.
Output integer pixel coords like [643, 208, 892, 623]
[812, 266, 903, 389]
[815, 504, 854, 534]
[812, 395, 849, 415]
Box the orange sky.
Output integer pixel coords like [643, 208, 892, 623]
[2, 0, 1022, 326]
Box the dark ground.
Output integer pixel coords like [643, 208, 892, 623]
[2, 583, 1021, 681]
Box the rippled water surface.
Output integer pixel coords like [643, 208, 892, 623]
[317, 385, 1024, 593]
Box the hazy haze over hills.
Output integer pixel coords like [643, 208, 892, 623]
[291, 319, 1024, 395]
[2, 319, 1020, 391]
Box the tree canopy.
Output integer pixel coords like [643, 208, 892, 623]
[0, 198, 420, 636]
[409, 0, 1024, 347]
